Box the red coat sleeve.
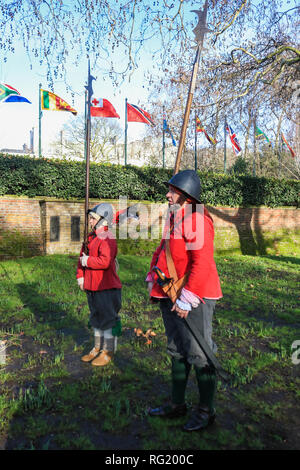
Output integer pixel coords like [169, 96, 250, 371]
[150, 239, 164, 270]
[76, 244, 84, 279]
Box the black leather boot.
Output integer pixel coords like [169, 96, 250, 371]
[183, 405, 215, 431]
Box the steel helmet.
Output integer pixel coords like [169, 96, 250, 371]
[166, 170, 201, 203]
[88, 203, 114, 226]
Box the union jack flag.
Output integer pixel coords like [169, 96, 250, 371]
[226, 123, 242, 155]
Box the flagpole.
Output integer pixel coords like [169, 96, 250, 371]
[39, 83, 42, 157]
[194, 111, 197, 170]
[124, 98, 128, 165]
[253, 118, 256, 177]
[84, 89, 87, 162]
[278, 135, 282, 177]
[223, 117, 227, 173]
[162, 106, 165, 168]
[83, 60, 94, 254]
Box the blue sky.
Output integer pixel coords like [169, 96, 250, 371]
[0, 0, 297, 155]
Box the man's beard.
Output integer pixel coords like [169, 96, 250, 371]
[168, 202, 181, 213]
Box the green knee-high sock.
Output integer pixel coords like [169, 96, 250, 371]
[194, 365, 216, 413]
[171, 357, 191, 405]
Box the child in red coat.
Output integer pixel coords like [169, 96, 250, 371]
[77, 203, 122, 366]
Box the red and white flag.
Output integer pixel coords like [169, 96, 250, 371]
[90, 98, 120, 118]
[127, 103, 154, 125]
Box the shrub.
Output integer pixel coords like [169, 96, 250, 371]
[0, 154, 299, 207]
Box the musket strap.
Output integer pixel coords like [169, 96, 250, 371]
[165, 239, 178, 282]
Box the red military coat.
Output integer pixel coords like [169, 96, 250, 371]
[76, 226, 122, 292]
[148, 206, 222, 301]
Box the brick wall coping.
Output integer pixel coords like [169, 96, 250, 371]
[0, 195, 298, 210]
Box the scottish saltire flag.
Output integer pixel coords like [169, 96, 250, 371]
[0, 83, 31, 103]
[163, 119, 176, 146]
[281, 133, 296, 158]
[127, 103, 154, 125]
[90, 98, 120, 118]
[41, 89, 77, 115]
[225, 123, 242, 155]
[196, 116, 217, 145]
[255, 126, 271, 144]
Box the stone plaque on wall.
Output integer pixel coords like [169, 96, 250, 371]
[71, 216, 81, 241]
[50, 216, 60, 242]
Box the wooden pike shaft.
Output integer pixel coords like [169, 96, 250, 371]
[84, 85, 92, 251]
[84, 114, 91, 250]
[173, 0, 210, 175]
[174, 45, 200, 175]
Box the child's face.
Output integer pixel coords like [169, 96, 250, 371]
[89, 216, 98, 229]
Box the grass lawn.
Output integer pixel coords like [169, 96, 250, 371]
[0, 252, 299, 450]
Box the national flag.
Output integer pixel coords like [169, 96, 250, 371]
[196, 116, 204, 133]
[196, 116, 217, 145]
[90, 98, 120, 118]
[281, 133, 296, 158]
[163, 119, 176, 146]
[0, 83, 19, 101]
[127, 103, 154, 125]
[0, 83, 31, 103]
[225, 123, 242, 155]
[2, 94, 31, 104]
[255, 126, 271, 144]
[41, 89, 77, 115]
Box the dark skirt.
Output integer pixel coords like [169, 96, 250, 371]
[86, 288, 122, 330]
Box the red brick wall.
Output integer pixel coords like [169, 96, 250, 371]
[206, 205, 300, 230]
[0, 197, 299, 255]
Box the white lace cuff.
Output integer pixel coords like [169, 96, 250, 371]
[176, 298, 192, 311]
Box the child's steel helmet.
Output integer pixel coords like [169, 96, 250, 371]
[88, 203, 114, 225]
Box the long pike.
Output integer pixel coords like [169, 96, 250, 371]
[173, 0, 211, 175]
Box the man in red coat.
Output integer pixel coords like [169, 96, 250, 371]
[147, 170, 222, 431]
[77, 203, 122, 367]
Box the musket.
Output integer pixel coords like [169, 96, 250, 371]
[82, 60, 95, 255]
[173, 0, 211, 175]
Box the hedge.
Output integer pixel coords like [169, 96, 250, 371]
[0, 154, 299, 207]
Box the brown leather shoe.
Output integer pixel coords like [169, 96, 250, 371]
[91, 350, 114, 366]
[81, 347, 100, 363]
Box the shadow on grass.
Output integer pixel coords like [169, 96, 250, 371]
[263, 255, 300, 266]
[3, 333, 177, 450]
[16, 282, 86, 336]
